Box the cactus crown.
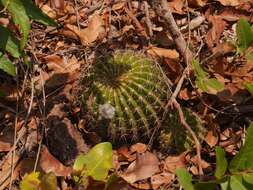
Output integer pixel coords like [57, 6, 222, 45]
[82, 50, 171, 141]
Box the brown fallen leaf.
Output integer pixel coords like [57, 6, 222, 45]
[121, 152, 160, 183]
[206, 15, 227, 49]
[164, 152, 186, 173]
[151, 172, 174, 189]
[147, 47, 179, 60]
[66, 14, 105, 46]
[50, 0, 64, 11]
[215, 0, 239, 6]
[188, 0, 207, 7]
[168, 0, 185, 14]
[190, 155, 210, 169]
[205, 130, 218, 148]
[0, 152, 20, 189]
[130, 143, 147, 154]
[0, 126, 14, 152]
[39, 146, 72, 176]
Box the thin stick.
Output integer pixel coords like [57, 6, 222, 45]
[153, 0, 193, 64]
[172, 99, 203, 175]
[144, 1, 153, 37]
[125, 7, 148, 38]
[153, 0, 203, 175]
[33, 69, 46, 171]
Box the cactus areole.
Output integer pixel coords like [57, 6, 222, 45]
[82, 50, 171, 140]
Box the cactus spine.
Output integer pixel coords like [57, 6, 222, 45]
[81, 50, 204, 148]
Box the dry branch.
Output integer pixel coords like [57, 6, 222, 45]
[153, 0, 193, 64]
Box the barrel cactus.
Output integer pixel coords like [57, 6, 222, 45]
[81, 50, 204, 150]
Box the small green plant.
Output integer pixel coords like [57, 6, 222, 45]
[73, 142, 113, 183]
[176, 122, 253, 190]
[81, 50, 205, 149]
[20, 142, 113, 190]
[0, 0, 57, 76]
[236, 18, 253, 57]
[235, 18, 253, 95]
[192, 59, 224, 94]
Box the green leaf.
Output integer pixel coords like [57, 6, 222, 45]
[20, 172, 41, 190]
[0, 52, 16, 76]
[244, 83, 253, 95]
[243, 173, 253, 185]
[192, 59, 224, 94]
[205, 78, 224, 92]
[230, 175, 247, 190]
[175, 168, 195, 190]
[229, 123, 253, 173]
[192, 59, 208, 79]
[21, 0, 58, 27]
[220, 179, 231, 190]
[73, 142, 113, 181]
[236, 18, 253, 53]
[40, 172, 57, 190]
[215, 146, 228, 179]
[194, 182, 216, 190]
[1, 0, 31, 50]
[0, 25, 21, 58]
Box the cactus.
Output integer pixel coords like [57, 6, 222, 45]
[81, 50, 204, 150]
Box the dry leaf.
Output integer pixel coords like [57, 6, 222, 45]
[40, 146, 72, 176]
[206, 15, 227, 48]
[147, 47, 179, 60]
[188, 0, 207, 7]
[168, 0, 185, 14]
[112, 1, 126, 11]
[41, 4, 57, 19]
[50, 0, 64, 11]
[130, 143, 147, 154]
[0, 127, 14, 152]
[121, 152, 160, 183]
[215, 0, 239, 6]
[205, 130, 218, 148]
[66, 14, 105, 46]
[151, 172, 174, 189]
[164, 152, 186, 173]
[190, 156, 210, 169]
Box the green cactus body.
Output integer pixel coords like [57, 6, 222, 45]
[81, 50, 205, 150]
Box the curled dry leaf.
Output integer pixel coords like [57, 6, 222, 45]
[39, 146, 72, 176]
[121, 152, 160, 183]
[190, 155, 210, 169]
[164, 152, 186, 173]
[147, 47, 179, 60]
[130, 143, 147, 154]
[205, 130, 219, 148]
[66, 14, 105, 46]
[206, 15, 227, 49]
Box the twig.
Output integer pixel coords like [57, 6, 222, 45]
[125, 7, 148, 38]
[172, 99, 203, 175]
[33, 69, 46, 171]
[153, 0, 203, 175]
[153, 0, 193, 64]
[144, 1, 153, 37]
